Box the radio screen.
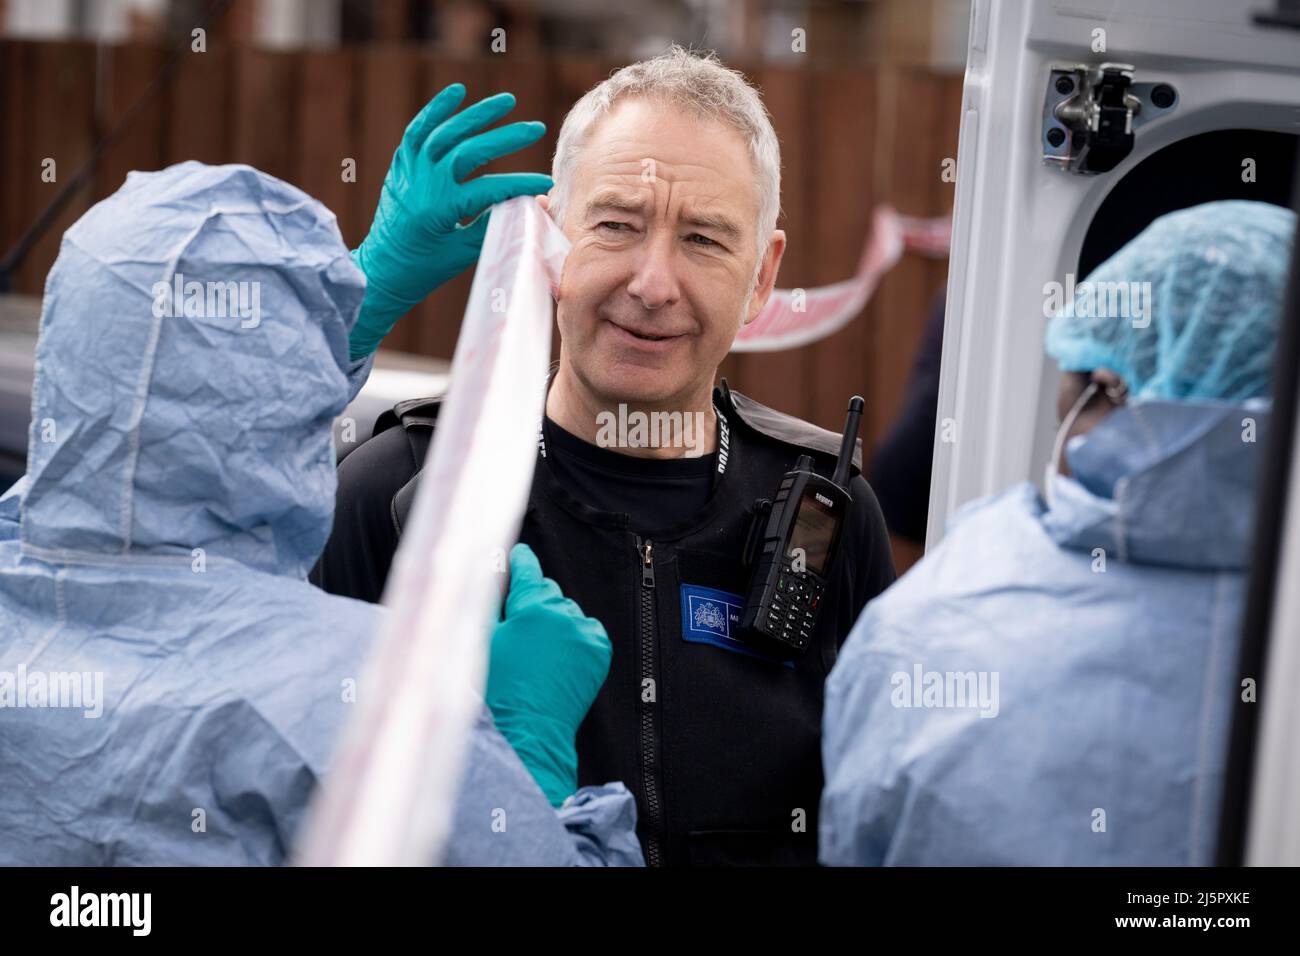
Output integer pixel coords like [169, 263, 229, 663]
[787, 490, 838, 575]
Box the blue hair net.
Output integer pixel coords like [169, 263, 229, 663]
[1045, 200, 1296, 401]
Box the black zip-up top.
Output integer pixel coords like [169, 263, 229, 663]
[312, 379, 896, 866]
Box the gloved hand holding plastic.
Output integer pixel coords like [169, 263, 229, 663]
[486, 543, 613, 808]
[348, 85, 553, 360]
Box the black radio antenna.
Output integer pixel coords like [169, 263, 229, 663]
[831, 396, 864, 489]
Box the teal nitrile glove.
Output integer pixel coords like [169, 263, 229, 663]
[486, 543, 613, 807]
[349, 84, 554, 360]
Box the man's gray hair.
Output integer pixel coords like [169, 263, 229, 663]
[549, 45, 782, 259]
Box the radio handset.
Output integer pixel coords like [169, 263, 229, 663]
[740, 397, 864, 657]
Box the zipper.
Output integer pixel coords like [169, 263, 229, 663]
[634, 535, 663, 867]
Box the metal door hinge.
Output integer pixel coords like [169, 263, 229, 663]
[1042, 63, 1178, 174]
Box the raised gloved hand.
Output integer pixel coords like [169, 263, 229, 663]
[486, 543, 612, 807]
[349, 84, 554, 360]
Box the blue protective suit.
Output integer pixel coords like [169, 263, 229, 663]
[820, 399, 1263, 865]
[0, 162, 641, 866]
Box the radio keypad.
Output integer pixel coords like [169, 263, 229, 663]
[767, 568, 822, 647]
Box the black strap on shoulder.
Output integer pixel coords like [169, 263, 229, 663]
[373, 395, 443, 438]
[716, 377, 864, 475]
[374, 395, 443, 474]
[375, 396, 444, 536]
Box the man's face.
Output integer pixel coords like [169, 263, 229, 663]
[551, 97, 784, 407]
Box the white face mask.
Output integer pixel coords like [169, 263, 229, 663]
[1044, 381, 1100, 508]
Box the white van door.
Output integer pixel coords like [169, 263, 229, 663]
[930, 0, 1300, 545]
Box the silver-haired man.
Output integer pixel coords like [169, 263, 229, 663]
[314, 46, 896, 867]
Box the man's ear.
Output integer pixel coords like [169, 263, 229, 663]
[744, 230, 787, 325]
[537, 190, 552, 214]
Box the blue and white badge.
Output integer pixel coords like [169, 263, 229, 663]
[679, 583, 792, 666]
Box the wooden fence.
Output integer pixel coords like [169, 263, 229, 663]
[0, 39, 959, 467]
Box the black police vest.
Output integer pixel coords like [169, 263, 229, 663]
[375, 380, 873, 867]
